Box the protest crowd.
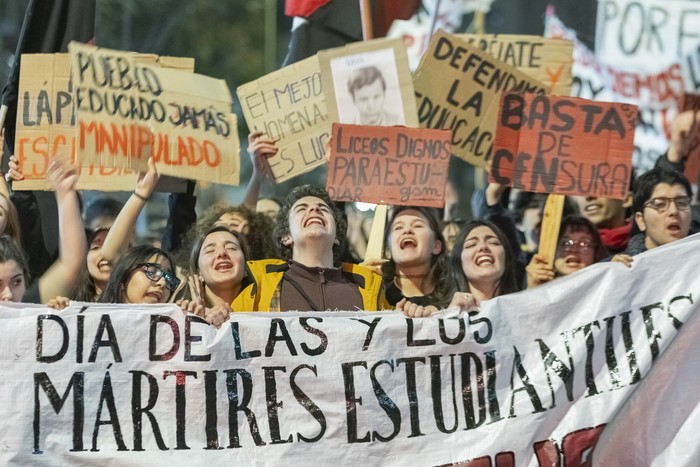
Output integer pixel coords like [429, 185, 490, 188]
[1, 0, 700, 464]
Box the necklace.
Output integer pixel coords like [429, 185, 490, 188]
[394, 272, 428, 279]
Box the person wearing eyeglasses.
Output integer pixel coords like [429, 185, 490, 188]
[527, 216, 610, 288]
[99, 245, 180, 304]
[611, 167, 694, 267]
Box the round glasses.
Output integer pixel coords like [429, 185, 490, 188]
[137, 263, 181, 292]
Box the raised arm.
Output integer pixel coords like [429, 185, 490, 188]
[0, 129, 10, 198]
[100, 157, 160, 262]
[38, 159, 87, 302]
[242, 131, 276, 210]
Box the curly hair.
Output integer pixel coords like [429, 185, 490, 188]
[273, 185, 347, 262]
[174, 203, 278, 272]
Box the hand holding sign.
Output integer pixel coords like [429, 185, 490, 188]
[134, 157, 160, 201]
[247, 131, 277, 182]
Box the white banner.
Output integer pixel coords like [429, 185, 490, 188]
[2, 234, 700, 466]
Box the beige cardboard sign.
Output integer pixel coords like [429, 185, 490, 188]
[69, 42, 239, 186]
[458, 34, 573, 95]
[327, 123, 451, 207]
[319, 38, 418, 128]
[13, 53, 196, 191]
[413, 30, 550, 168]
[237, 55, 329, 183]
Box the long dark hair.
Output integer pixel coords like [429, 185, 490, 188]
[0, 235, 29, 281]
[448, 220, 520, 298]
[100, 245, 176, 304]
[383, 206, 452, 307]
[187, 226, 253, 306]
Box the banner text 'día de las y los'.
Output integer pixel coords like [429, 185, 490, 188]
[2, 234, 700, 465]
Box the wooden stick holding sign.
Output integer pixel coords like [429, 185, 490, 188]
[538, 194, 565, 267]
[364, 204, 388, 261]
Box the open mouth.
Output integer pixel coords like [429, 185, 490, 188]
[667, 222, 682, 235]
[304, 217, 325, 227]
[215, 261, 233, 271]
[475, 255, 494, 266]
[565, 255, 582, 266]
[400, 238, 417, 249]
[98, 260, 111, 271]
[584, 204, 601, 215]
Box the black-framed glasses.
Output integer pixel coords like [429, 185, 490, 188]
[558, 239, 594, 253]
[643, 196, 691, 213]
[137, 263, 181, 292]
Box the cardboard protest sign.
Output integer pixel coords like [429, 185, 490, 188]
[413, 30, 550, 168]
[318, 38, 418, 128]
[490, 93, 637, 199]
[13, 53, 197, 191]
[327, 123, 450, 207]
[69, 42, 239, 186]
[2, 233, 700, 465]
[13, 54, 133, 191]
[678, 93, 700, 185]
[237, 55, 329, 183]
[457, 34, 573, 95]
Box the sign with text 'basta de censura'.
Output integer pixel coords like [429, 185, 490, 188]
[490, 93, 637, 199]
[68, 41, 240, 186]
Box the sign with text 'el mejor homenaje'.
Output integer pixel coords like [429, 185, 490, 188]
[2, 233, 700, 465]
[68, 42, 239, 185]
[237, 55, 329, 183]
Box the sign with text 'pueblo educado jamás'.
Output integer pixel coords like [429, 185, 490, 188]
[326, 123, 451, 207]
[490, 93, 637, 199]
[68, 42, 240, 185]
[457, 34, 574, 96]
[413, 30, 551, 168]
[2, 234, 700, 465]
[237, 55, 329, 183]
[13, 53, 194, 191]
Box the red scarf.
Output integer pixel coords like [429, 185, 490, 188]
[599, 222, 632, 253]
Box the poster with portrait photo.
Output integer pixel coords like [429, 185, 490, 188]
[319, 38, 418, 128]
